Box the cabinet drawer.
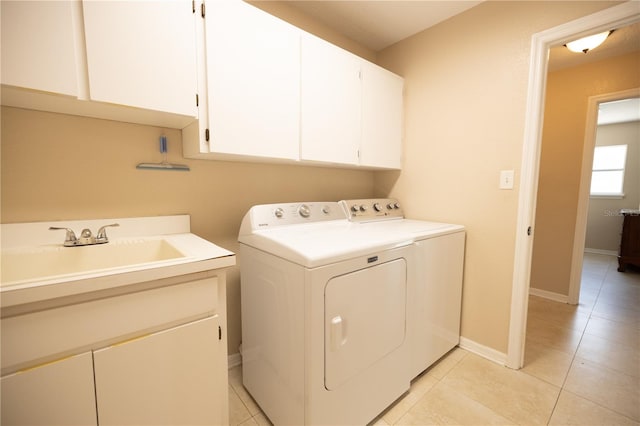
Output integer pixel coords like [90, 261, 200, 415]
[1, 277, 218, 374]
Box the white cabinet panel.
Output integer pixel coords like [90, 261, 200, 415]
[1, 352, 97, 426]
[82, 0, 197, 117]
[204, 0, 300, 160]
[0, 1, 78, 97]
[361, 62, 404, 169]
[93, 316, 222, 426]
[301, 33, 361, 165]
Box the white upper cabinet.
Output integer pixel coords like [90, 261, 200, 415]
[1, 1, 79, 97]
[198, 0, 300, 160]
[300, 33, 361, 166]
[82, 0, 197, 117]
[360, 61, 404, 169]
[1, 0, 197, 128]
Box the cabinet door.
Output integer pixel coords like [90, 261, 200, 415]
[93, 316, 223, 426]
[205, 0, 300, 160]
[360, 62, 403, 169]
[0, 1, 78, 97]
[1, 352, 97, 426]
[82, 0, 197, 117]
[301, 33, 361, 165]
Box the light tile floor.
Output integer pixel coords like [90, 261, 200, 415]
[229, 253, 639, 425]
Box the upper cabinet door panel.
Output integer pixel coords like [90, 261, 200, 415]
[82, 0, 197, 117]
[360, 62, 403, 169]
[300, 34, 361, 165]
[1, 1, 78, 97]
[205, 0, 300, 160]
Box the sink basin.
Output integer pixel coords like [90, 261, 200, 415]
[1, 238, 186, 285]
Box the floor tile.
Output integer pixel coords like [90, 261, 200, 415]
[576, 333, 640, 378]
[381, 372, 438, 424]
[424, 347, 468, 380]
[549, 390, 639, 425]
[229, 384, 253, 426]
[526, 315, 584, 354]
[584, 315, 640, 349]
[229, 366, 262, 415]
[395, 382, 513, 425]
[441, 354, 560, 425]
[592, 299, 640, 327]
[521, 340, 574, 386]
[564, 357, 640, 421]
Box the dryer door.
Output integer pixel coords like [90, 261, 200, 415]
[324, 258, 407, 390]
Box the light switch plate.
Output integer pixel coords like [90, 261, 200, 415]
[500, 170, 515, 189]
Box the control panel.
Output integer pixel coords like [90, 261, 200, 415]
[244, 202, 346, 230]
[339, 199, 404, 222]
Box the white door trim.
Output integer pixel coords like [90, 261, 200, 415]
[569, 87, 640, 305]
[507, 2, 640, 370]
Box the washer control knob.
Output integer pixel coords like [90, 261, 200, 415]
[351, 205, 359, 213]
[322, 205, 331, 215]
[394, 202, 401, 209]
[373, 203, 382, 212]
[274, 208, 284, 218]
[298, 204, 311, 218]
[387, 203, 394, 210]
[359, 205, 367, 212]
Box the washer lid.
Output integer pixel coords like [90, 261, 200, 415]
[239, 219, 412, 268]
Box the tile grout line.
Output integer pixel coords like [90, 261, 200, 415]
[545, 255, 609, 425]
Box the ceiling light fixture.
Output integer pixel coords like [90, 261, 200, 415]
[564, 30, 613, 54]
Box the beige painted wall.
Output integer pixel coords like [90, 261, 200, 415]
[531, 51, 640, 295]
[585, 121, 640, 252]
[0, 107, 374, 356]
[374, 1, 618, 354]
[0, 3, 378, 357]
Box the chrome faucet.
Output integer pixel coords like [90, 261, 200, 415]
[50, 223, 119, 247]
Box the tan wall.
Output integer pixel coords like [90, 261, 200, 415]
[374, 1, 618, 354]
[531, 52, 640, 295]
[0, 1, 378, 357]
[585, 121, 640, 252]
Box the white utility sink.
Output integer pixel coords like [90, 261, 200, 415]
[1, 238, 186, 285]
[0, 215, 235, 308]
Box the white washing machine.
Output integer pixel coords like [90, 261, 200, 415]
[339, 199, 465, 379]
[238, 202, 413, 425]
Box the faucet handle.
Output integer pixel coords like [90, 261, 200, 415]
[49, 227, 78, 246]
[96, 223, 120, 242]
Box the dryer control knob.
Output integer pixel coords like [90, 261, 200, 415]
[373, 203, 382, 212]
[322, 205, 331, 215]
[351, 205, 359, 213]
[274, 208, 284, 218]
[394, 202, 401, 209]
[387, 203, 394, 210]
[359, 205, 367, 212]
[298, 204, 311, 218]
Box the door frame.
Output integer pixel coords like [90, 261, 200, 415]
[507, 2, 640, 369]
[569, 87, 640, 305]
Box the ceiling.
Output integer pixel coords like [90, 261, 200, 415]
[287, 1, 482, 51]
[287, 1, 640, 68]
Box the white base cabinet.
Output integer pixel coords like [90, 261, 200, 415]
[94, 316, 223, 426]
[1, 352, 97, 426]
[1, 274, 229, 426]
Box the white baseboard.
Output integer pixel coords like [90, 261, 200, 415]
[529, 287, 569, 303]
[459, 336, 507, 366]
[584, 248, 617, 256]
[228, 352, 242, 369]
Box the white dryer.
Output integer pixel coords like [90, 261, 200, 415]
[340, 199, 465, 379]
[238, 202, 413, 425]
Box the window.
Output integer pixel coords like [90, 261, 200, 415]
[590, 144, 627, 197]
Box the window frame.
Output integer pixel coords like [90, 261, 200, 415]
[590, 144, 628, 198]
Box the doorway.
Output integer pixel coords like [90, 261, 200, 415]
[507, 2, 640, 369]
